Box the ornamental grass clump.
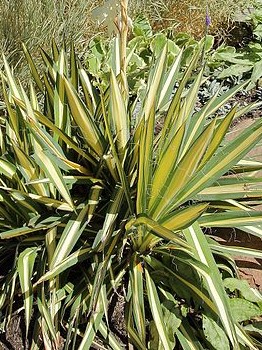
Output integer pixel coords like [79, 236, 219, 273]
[0, 1, 262, 349]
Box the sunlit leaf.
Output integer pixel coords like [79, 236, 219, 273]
[18, 247, 38, 336]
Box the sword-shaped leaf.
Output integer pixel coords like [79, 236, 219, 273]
[129, 255, 146, 345]
[143, 45, 167, 122]
[53, 50, 68, 138]
[199, 211, 262, 227]
[17, 247, 38, 336]
[22, 43, 44, 92]
[149, 119, 215, 219]
[145, 267, 173, 350]
[50, 185, 102, 268]
[78, 294, 104, 350]
[158, 49, 183, 110]
[35, 247, 91, 285]
[63, 76, 106, 157]
[160, 203, 208, 229]
[109, 71, 129, 159]
[183, 222, 239, 348]
[33, 146, 74, 209]
[1, 226, 45, 239]
[172, 118, 262, 209]
[136, 107, 155, 214]
[125, 215, 190, 249]
[149, 123, 185, 211]
[196, 181, 262, 201]
[210, 244, 262, 260]
[198, 105, 237, 168]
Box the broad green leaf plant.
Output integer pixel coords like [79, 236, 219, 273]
[0, 1, 262, 349]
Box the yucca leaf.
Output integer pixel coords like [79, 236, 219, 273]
[100, 93, 133, 212]
[37, 296, 58, 344]
[235, 324, 259, 350]
[33, 146, 74, 209]
[40, 48, 57, 82]
[2, 55, 21, 98]
[45, 227, 59, 333]
[52, 39, 60, 61]
[183, 222, 238, 348]
[99, 320, 125, 350]
[18, 80, 39, 123]
[9, 190, 40, 214]
[203, 80, 248, 118]
[126, 299, 148, 350]
[158, 49, 183, 110]
[1, 79, 20, 143]
[0, 226, 45, 239]
[149, 119, 216, 219]
[92, 185, 124, 250]
[234, 159, 262, 172]
[159, 203, 208, 230]
[136, 107, 155, 214]
[54, 50, 67, 138]
[172, 117, 262, 209]
[143, 45, 167, 122]
[109, 71, 129, 159]
[210, 244, 262, 260]
[236, 225, 262, 239]
[145, 267, 173, 350]
[12, 144, 48, 196]
[125, 215, 190, 249]
[78, 312, 104, 350]
[235, 100, 262, 120]
[160, 45, 201, 148]
[0, 186, 73, 211]
[145, 255, 215, 310]
[41, 318, 53, 350]
[0, 189, 31, 221]
[177, 323, 205, 350]
[198, 105, 237, 168]
[79, 68, 98, 114]
[0, 158, 16, 179]
[50, 185, 102, 268]
[177, 68, 205, 154]
[27, 117, 91, 175]
[63, 76, 106, 157]
[22, 43, 44, 92]
[70, 43, 78, 89]
[199, 211, 262, 227]
[30, 81, 40, 110]
[150, 123, 185, 201]
[89, 233, 119, 316]
[17, 247, 38, 336]
[43, 72, 55, 106]
[14, 99, 97, 166]
[196, 182, 262, 201]
[78, 293, 104, 350]
[27, 175, 101, 186]
[36, 244, 87, 283]
[129, 254, 146, 344]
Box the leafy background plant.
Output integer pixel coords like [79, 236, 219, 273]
[0, 0, 260, 85]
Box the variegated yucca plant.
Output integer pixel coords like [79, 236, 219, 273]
[0, 2, 262, 349]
